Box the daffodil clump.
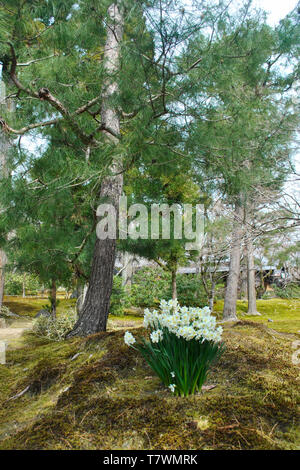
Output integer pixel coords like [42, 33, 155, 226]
[124, 299, 225, 397]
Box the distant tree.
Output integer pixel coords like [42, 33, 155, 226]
[185, 8, 299, 320]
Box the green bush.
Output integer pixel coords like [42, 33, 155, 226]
[110, 276, 131, 316]
[0, 305, 16, 318]
[129, 267, 218, 309]
[4, 272, 42, 295]
[176, 274, 209, 307]
[130, 267, 171, 308]
[272, 283, 300, 299]
[33, 309, 77, 341]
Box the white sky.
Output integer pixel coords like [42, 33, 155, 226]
[252, 0, 298, 25]
[253, 0, 299, 193]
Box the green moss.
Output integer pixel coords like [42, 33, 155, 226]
[3, 296, 76, 318]
[214, 299, 300, 334]
[0, 320, 299, 450]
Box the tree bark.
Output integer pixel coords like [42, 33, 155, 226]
[239, 245, 248, 299]
[223, 203, 244, 321]
[68, 3, 124, 336]
[122, 252, 134, 289]
[0, 78, 12, 310]
[50, 279, 57, 318]
[209, 279, 215, 311]
[76, 282, 88, 316]
[246, 234, 260, 315]
[22, 273, 26, 298]
[171, 268, 177, 300]
[0, 253, 6, 310]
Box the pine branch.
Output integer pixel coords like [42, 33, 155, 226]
[1, 41, 101, 146]
[17, 54, 58, 67]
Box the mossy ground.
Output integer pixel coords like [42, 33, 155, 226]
[3, 295, 76, 318]
[214, 299, 300, 334]
[0, 297, 299, 450]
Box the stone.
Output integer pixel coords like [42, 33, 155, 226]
[35, 309, 51, 318]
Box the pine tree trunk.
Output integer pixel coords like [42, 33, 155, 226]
[22, 274, 26, 298]
[51, 280, 57, 318]
[171, 268, 177, 300]
[209, 280, 215, 311]
[0, 254, 5, 310]
[68, 3, 124, 336]
[240, 268, 248, 299]
[223, 203, 243, 321]
[0, 78, 14, 309]
[246, 234, 260, 315]
[76, 282, 88, 316]
[122, 252, 134, 289]
[239, 245, 248, 299]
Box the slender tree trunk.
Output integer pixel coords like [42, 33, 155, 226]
[223, 203, 243, 321]
[209, 279, 215, 311]
[0, 254, 5, 310]
[239, 245, 248, 299]
[76, 282, 88, 316]
[171, 268, 177, 300]
[22, 273, 26, 298]
[240, 268, 248, 299]
[122, 252, 134, 289]
[246, 234, 260, 315]
[68, 3, 124, 336]
[50, 280, 57, 318]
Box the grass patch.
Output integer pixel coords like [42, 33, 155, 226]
[214, 299, 300, 334]
[3, 296, 76, 318]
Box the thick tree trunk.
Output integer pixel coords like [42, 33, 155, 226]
[246, 234, 260, 315]
[68, 3, 124, 336]
[0, 78, 13, 309]
[223, 203, 243, 321]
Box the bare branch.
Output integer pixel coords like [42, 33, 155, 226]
[17, 54, 58, 67]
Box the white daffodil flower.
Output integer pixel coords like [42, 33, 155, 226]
[124, 331, 136, 346]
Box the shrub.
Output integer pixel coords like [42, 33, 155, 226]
[5, 272, 42, 295]
[130, 267, 171, 308]
[33, 309, 77, 341]
[124, 299, 225, 397]
[176, 274, 209, 307]
[0, 305, 17, 318]
[272, 283, 300, 299]
[110, 276, 131, 316]
[129, 268, 216, 309]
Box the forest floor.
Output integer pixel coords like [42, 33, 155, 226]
[0, 297, 299, 450]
